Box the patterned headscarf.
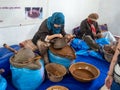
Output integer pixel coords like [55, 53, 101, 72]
[47, 12, 65, 34]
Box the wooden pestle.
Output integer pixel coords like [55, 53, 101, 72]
[3, 43, 41, 62]
[3, 43, 18, 54]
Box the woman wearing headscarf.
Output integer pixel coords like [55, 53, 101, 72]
[32, 12, 73, 65]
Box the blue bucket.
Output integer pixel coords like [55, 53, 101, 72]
[10, 59, 44, 90]
[48, 50, 72, 68]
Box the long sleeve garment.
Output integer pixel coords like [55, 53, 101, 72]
[78, 19, 101, 40]
[32, 19, 66, 45]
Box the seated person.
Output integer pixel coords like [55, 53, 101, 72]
[103, 41, 120, 90]
[77, 13, 116, 51]
[32, 12, 73, 65]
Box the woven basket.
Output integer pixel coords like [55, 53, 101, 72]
[47, 85, 69, 90]
[69, 62, 100, 82]
[103, 45, 116, 62]
[45, 63, 67, 82]
[10, 55, 41, 70]
[103, 49, 114, 62]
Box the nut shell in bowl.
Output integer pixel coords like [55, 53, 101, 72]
[69, 62, 100, 82]
[46, 85, 69, 90]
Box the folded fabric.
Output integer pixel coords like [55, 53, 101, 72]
[76, 50, 89, 56]
[76, 49, 104, 60]
[70, 38, 89, 51]
[89, 50, 104, 60]
[95, 38, 110, 47]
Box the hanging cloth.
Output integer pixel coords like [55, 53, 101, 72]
[87, 19, 96, 35]
[91, 24, 96, 34]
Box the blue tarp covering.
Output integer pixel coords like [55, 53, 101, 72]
[70, 38, 110, 60]
[6, 55, 110, 90]
[0, 44, 110, 90]
[37, 55, 110, 90]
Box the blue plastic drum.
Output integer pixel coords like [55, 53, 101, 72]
[48, 50, 72, 68]
[10, 59, 44, 90]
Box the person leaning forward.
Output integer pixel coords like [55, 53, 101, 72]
[78, 13, 116, 52]
[77, 13, 102, 51]
[32, 12, 73, 65]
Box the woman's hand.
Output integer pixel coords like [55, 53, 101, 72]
[47, 34, 63, 41]
[65, 34, 75, 39]
[54, 34, 63, 38]
[65, 34, 75, 43]
[96, 33, 103, 38]
[105, 75, 113, 89]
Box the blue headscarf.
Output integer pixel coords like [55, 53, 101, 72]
[47, 12, 65, 34]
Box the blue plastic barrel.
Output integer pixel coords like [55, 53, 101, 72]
[48, 50, 72, 68]
[10, 59, 45, 90]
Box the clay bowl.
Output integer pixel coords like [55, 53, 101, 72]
[46, 85, 69, 90]
[69, 62, 100, 82]
[45, 63, 67, 82]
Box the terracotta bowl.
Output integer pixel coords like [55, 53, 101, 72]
[46, 85, 69, 90]
[69, 62, 100, 82]
[45, 63, 67, 82]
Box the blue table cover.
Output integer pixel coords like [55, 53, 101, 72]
[0, 44, 110, 90]
[6, 55, 109, 90]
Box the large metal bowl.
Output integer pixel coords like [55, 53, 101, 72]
[69, 62, 100, 82]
